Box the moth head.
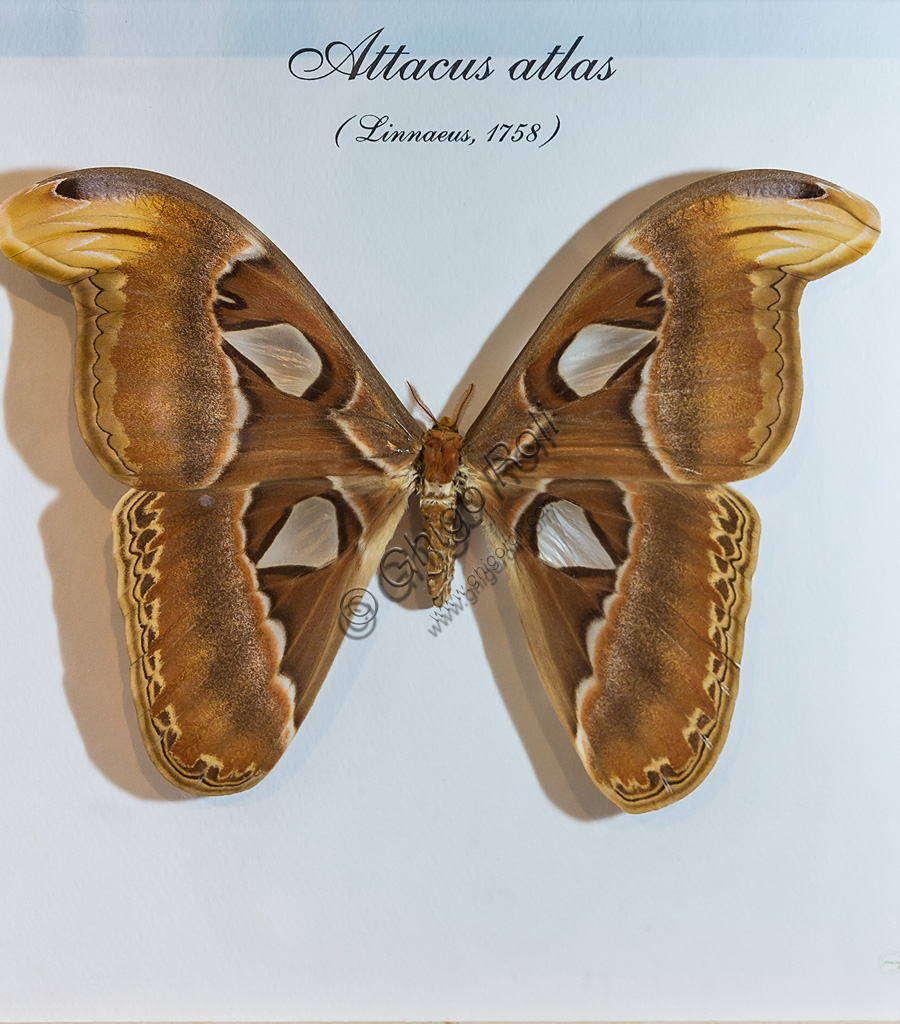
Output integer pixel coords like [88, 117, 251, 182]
[407, 382, 474, 432]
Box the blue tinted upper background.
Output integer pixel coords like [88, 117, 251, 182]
[0, 0, 896, 58]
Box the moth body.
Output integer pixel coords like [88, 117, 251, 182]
[418, 419, 465, 606]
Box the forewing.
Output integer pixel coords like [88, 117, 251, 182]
[478, 477, 758, 812]
[114, 475, 407, 793]
[0, 167, 420, 490]
[463, 169, 879, 484]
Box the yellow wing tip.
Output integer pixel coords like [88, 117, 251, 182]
[725, 173, 880, 279]
[0, 178, 94, 282]
[0, 174, 153, 282]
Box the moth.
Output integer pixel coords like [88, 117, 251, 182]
[0, 168, 878, 808]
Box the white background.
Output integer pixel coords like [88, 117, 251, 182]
[0, 2, 898, 1021]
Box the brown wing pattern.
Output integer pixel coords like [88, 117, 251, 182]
[479, 479, 758, 811]
[464, 170, 878, 811]
[464, 170, 880, 484]
[0, 167, 879, 806]
[114, 476, 407, 793]
[0, 168, 419, 793]
[0, 168, 420, 490]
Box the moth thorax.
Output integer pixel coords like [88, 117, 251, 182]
[421, 422, 464, 484]
[419, 425, 464, 607]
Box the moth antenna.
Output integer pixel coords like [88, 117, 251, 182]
[452, 384, 475, 427]
[407, 382, 437, 424]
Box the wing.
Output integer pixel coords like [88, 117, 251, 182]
[464, 170, 879, 810]
[463, 169, 879, 484]
[0, 168, 420, 792]
[0, 167, 420, 489]
[479, 479, 757, 812]
[114, 476, 406, 793]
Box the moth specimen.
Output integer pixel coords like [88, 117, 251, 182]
[0, 168, 878, 808]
